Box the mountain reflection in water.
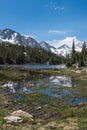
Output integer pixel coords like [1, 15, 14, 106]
[3, 76, 72, 94]
[2, 75, 87, 105]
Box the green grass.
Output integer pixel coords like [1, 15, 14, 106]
[0, 67, 87, 129]
[0, 70, 28, 81]
[79, 118, 87, 130]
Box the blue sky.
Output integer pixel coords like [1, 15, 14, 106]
[0, 0, 87, 44]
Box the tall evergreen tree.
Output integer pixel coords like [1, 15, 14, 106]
[80, 41, 87, 66]
[71, 39, 76, 64]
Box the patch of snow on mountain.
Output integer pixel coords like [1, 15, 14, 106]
[75, 42, 87, 52]
[56, 44, 71, 57]
[1, 38, 15, 44]
[11, 33, 17, 40]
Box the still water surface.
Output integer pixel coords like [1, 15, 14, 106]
[3, 75, 87, 105]
[0, 64, 66, 69]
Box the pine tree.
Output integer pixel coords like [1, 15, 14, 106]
[71, 39, 76, 65]
[80, 41, 87, 66]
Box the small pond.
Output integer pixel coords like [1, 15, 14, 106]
[2, 75, 87, 106]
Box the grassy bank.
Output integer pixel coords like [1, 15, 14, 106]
[0, 67, 87, 129]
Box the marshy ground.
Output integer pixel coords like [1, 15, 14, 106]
[0, 67, 87, 130]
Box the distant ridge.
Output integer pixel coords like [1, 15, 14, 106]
[0, 28, 85, 57]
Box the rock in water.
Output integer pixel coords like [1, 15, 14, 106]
[4, 116, 23, 123]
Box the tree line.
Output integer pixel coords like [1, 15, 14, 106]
[0, 42, 65, 65]
[66, 40, 87, 67]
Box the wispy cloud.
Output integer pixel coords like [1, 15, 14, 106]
[45, 1, 64, 12]
[48, 30, 66, 34]
[54, 6, 64, 11]
[48, 30, 72, 35]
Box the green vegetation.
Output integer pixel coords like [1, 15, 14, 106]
[0, 70, 24, 78]
[71, 39, 76, 65]
[67, 41, 87, 67]
[0, 68, 87, 129]
[0, 42, 65, 65]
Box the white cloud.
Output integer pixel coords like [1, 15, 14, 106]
[48, 30, 66, 34]
[48, 30, 72, 35]
[47, 36, 81, 48]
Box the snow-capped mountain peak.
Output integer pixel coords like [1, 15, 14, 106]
[0, 28, 40, 48]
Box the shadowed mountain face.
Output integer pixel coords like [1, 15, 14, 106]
[40, 41, 57, 52]
[0, 28, 40, 48]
